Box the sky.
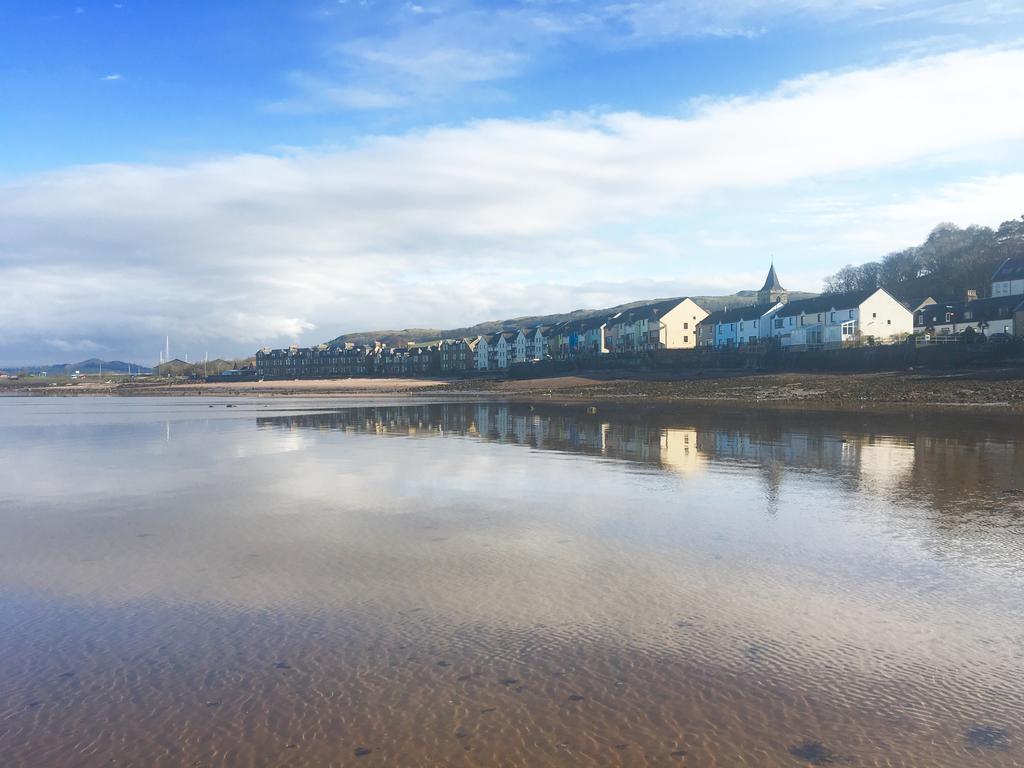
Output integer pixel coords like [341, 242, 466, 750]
[1, 1, 1023, 366]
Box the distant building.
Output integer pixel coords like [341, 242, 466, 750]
[915, 295, 1023, 338]
[770, 288, 912, 347]
[604, 298, 708, 353]
[992, 255, 1024, 298]
[440, 338, 479, 373]
[698, 301, 785, 348]
[757, 263, 789, 305]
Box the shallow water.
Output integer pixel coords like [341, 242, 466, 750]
[1, 396, 1022, 767]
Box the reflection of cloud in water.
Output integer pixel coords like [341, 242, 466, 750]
[2, 399, 1024, 766]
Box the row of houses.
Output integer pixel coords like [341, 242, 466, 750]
[254, 256, 1024, 379]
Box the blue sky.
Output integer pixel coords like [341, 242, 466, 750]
[1, 1, 1023, 365]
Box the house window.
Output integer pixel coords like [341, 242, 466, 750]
[830, 312, 835, 322]
[775, 319, 783, 329]
[817, 313, 822, 322]
[872, 312, 877, 318]
[683, 336, 689, 343]
[945, 313, 954, 323]
[849, 310, 854, 319]
[683, 322, 689, 329]
[887, 319, 891, 325]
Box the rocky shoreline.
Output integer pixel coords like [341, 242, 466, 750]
[5, 367, 1024, 414]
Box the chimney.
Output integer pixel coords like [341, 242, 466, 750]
[966, 289, 978, 302]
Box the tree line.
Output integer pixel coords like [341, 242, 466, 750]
[823, 216, 1024, 300]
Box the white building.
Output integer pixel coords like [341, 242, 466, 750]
[770, 288, 912, 347]
[698, 301, 785, 348]
[512, 329, 529, 364]
[526, 327, 548, 360]
[992, 256, 1024, 298]
[488, 331, 515, 369]
[473, 335, 490, 371]
[605, 298, 708, 353]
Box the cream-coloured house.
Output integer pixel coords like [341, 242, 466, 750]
[605, 298, 708, 353]
[770, 288, 912, 347]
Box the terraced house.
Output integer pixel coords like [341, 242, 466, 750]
[604, 298, 708, 353]
[769, 288, 912, 348]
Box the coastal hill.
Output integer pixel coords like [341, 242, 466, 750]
[325, 290, 818, 347]
[2, 358, 152, 376]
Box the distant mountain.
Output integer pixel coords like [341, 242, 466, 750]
[2, 358, 152, 376]
[324, 291, 817, 347]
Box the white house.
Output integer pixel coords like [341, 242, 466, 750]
[473, 335, 489, 372]
[604, 298, 708, 353]
[698, 301, 785, 348]
[488, 331, 515, 369]
[526, 327, 548, 360]
[770, 288, 913, 347]
[511, 329, 529, 364]
[992, 256, 1024, 298]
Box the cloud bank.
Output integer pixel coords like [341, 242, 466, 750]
[2, 46, 1023, 364]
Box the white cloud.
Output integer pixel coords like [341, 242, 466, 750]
[1, 46, 1023, 364]
[102, 73, 123, 81]
[286, 0, 1023, 111]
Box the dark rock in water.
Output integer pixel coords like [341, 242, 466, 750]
[59, 672, 75, 678]
[498, 677, 519, 686]
[966, 726, 1010, 750]
[567, 694, 585, 701]
[273, 662, 290, 670]
[437, 660, 450, 667]
[615, 743, 629, 750]
[205, 701, 220, 707]
[670, 750, 687, 758]
[479, 707, 496, 714]
[28, 701, 41, 709]
[788, 741, 836, 764]
[354, 747, 372, 757]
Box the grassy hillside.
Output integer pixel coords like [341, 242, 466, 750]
[324, 291, 817, 347]
[152, 358, 253, 377]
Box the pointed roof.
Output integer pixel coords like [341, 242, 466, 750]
[760, 263, 785, 292]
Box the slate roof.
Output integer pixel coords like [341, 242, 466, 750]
[702, 301, 781, 326]
[775, 289, 878, 318]
[915, 296, 1024, 327]
[609, 298, 699, 325]
[760, 264, 785, 292]
[992, 255, 1024, 283]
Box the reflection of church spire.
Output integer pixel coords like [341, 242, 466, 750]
[760, 459, 783, 517]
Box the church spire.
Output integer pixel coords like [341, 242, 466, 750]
[757, 262, 788, 305]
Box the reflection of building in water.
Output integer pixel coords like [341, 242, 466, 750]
[859, 439, 916, 496]
[257, 404, 1023, 512]
[660, 428, 704, 476]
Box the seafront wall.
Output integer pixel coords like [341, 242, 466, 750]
[507, 339, 1024, 378]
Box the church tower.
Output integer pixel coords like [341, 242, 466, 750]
[757, 262, 788, 305]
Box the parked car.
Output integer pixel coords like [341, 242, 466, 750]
[987, 332, 1014, 344]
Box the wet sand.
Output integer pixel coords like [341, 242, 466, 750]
[1, 398, 1022, 766]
